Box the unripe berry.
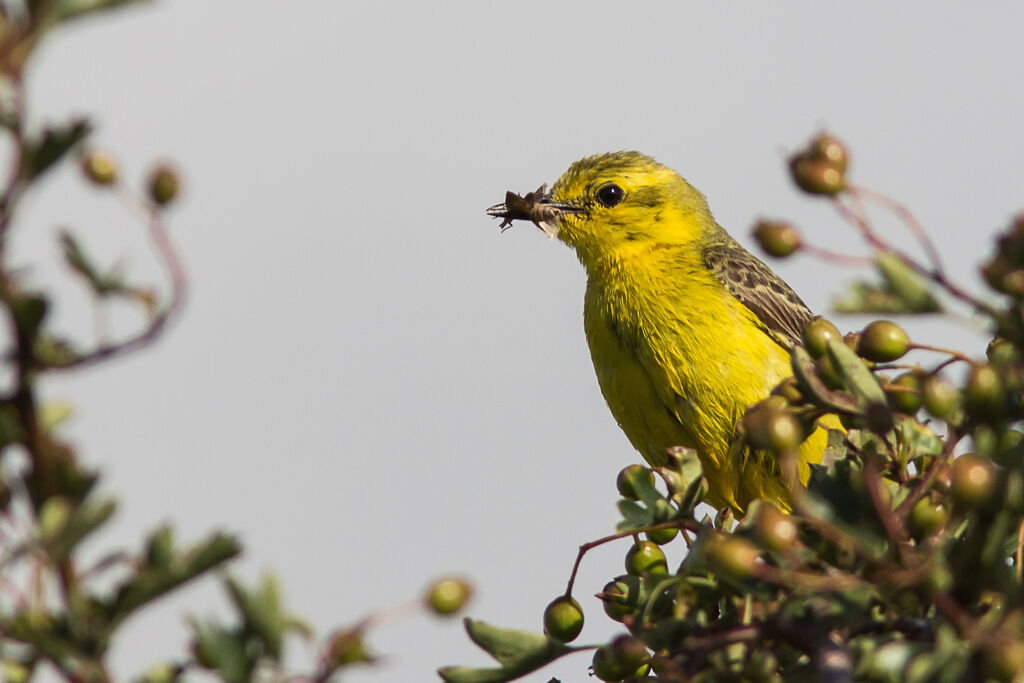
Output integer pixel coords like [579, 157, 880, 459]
[754, 503, 799, 553]
[616, 465, 654, 500]
[599, 577, 639, 622]
[743, 405, 804, 453]
[887, 372, 923, 414]
[951, 454, 997, 508]
[625, 541, 668, 577]
[752, 219, 801, 258]
[964, 363, 1006, 420]
[81, 149, 118, 185]
[789, 157, 845, 195]
[857, 320, 910, 362]
[909, 497, 948, 537]
[922, 376, 957, 419]
[705, 533, 760, 579]
[147, 163, 180, 206]
[591, 643, 632, 682]
[802, 318, 842, 359]
[543, 595, 584, 642]
[424, 577, 472, 616]
[646, 525, 678, 545]
[807, 132, 850, 173]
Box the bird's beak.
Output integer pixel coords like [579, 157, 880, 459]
[487, 184, 581, 240]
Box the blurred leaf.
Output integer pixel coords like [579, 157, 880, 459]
[21, 118, 91, 181]
[44, 496, 116, 561]
[189, 620, 249, 683]
[106, 532, 241, 625]
[438, 619, 576, 683]
[55, 0, 152, 22]
[225, 574, 285, 659]
[832, 253, 942, 314]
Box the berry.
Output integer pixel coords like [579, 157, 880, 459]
[951, 454, 997, 507]
[147, 163, 180, 206]
[857, 320, 910, 362]
[887, 372, 923, 414]
[802, 318, 841, 359]
[81, 149, 118, 185]
[616, 464, 654, 500]
[752, 219, 801, 258]
[543, 595, 584, 642]
[625, 541, 668, 577]
[424, 577, 472, 616]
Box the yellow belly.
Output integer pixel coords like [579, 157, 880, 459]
[583, 273, 827, 512]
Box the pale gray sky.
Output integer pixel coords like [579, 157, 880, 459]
[16, 2, 1024, 681]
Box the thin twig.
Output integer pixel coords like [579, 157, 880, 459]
[850, 185, 946, 278]
[46, 185, 187, 370]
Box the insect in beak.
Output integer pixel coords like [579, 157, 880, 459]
[487, 184, 581, 239]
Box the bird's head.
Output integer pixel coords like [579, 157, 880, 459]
[541, 152, 717, 267]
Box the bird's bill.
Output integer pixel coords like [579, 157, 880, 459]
[486, 185, 580, 239]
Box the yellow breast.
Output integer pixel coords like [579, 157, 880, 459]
[582, 248, 821, 511]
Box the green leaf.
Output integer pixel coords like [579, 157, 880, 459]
[790, 345, 861, 414]
[58, 230, 127, 296]
[825, 337, 887, 407]
[21, 119, 91, 181]
[616, 499, 654, 530]
[45, 496, 116, 561]
[437, 619, 576, 683]
[106, 531, 241, 625]
[189, 619, 249, 683]
[832, 252, 942, 314]
[225, 574, 285, 659]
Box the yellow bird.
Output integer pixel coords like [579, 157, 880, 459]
[489, 152, 832, 513]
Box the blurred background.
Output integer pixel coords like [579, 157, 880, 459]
[14, 1, 1023, 680]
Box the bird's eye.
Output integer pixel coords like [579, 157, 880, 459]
[595, 183, 624, 208]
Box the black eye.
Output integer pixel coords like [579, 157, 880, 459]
[595, 183, 624, 208]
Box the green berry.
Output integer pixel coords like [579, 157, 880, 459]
[752, 219, 801, 258]
[789, 156, 845, 195]
[807, 132, 849, 173]
[592, 644, 632, 682]
[147, 163, 180, 206]
[909, 497, 948, 537]
[424, 577, 472, 616]
[705, 533, 760, 579]
[646, 525, 678, 545]
[754, 503, 799, 553]
[81, 149, 118, 185]
[922, 376, 957, 419]
[743, 405, 804, 453]
[543, 595, 584, 642]
[887, 372, 923, 414]
[857, 320, 910, 362]
[625, 541, 668, 577]
[616, 464, 654, 500]
[802, 318, 842, 359]
[599, 577, 639, 622]
[951, 454, 997, 507]
[964, 363, 1006, 420]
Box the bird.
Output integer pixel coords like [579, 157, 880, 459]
[488, 151, 834, 512]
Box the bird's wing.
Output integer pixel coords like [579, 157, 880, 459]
[702, 242, 814, 349]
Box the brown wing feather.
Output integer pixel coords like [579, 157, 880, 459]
[703, 241, 813, 348]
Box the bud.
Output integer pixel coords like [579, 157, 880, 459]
[753, 503, 799, 553]
[742, 403, 804, 453]
[789, 157, 845, 196]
